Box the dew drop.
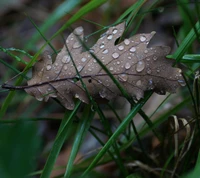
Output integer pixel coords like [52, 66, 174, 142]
[47, 55, 51, 59]
[63, 64, 68, 70]
[107, 34, 113, 40]
[130, 47, 136, 52]
[77, 65, 83, 72]
[147, 68, 151, 74]
[112, 28, 118, 34]
[55, 63, 58, 66]
[109, 66, 114, 71]
[136, 80, 142, 86]
[99, 90, 106, 98]
[46, 65, 52, 71]
[102, 49, 109, 54]
[73, 42, 81, 49]
[140, 36, 146, 42]
[125, 62, 131, 69]
[157, 68, 160, 73]
[100, 43, 105, 49]
[136, 61, 145, 72]
[144, 49, 148, 53]
[74, 27, 83, 35]
[124, 39, 130, 45]
[62, 56, 71, 63]
[75, 94, 79, 98]
[117, 61, 120, 65]
[118, 74, 128, 82]
[153, 56, 157, 60]
[88, 68, 92, 72]
[81, 57, 87, 62]
[146, 58, 150, 61]
[178, 79, 186, 86]
[112, 52, 119, 59]
[118, 45, 124, 50]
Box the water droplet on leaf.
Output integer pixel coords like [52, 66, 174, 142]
[130, 47, 136, 52]
[46, 65, 52, 70]
[118, 45, 124, 50]
[125, 62, 131, 69]
[112, 52, 119, 59]
[124, 39, 130, 45]
[118, 74, 128, 82]
[136, 61, 145, 72]
[102, 49, 109, 54]
[140, 36, 146, 42]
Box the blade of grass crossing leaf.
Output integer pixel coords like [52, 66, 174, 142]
[81, 92, 152, 177]
[64, 105, 94, 178]
[51, 0, 107, 40]
[40, 101, 81, 178]
[27, 16, 57, 54]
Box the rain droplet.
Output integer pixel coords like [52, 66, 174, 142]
[55, 63, 58, 66]
[102, 49, 109, 54]
[124, 39, 130, 45]
[88, 68, 92, 72]
[118, 45, 124, 50]
[75, 94, 79, 98]
[144, 49, 148, 53]
[46, 65, 52, 70]
[63, 64, 68, 70]
[100, 43, 105, 49]
[112, 52, 119, 59]
[147, 68, 151, 74]
[112, 28, 118, 34]
[178, 79, 186, 86]
[74, 27, 83, 35]
[125, 62, 131, 69]
[77, 65, 83, 72]
[73, 42, 81, 49]
[62, 56, 71, 63]
[107, 34, 113, 40]
[81, 57, 87, 62]
[117, 61, 120, 65]
[153, 56, 157, 60]
[157, 69, 160, 73]
[47, 55, 51, 59]
[118, 74, 128, 82]
[130, 47, 136, 52]
[136, 61, 145, 72]
[109, 66, 114, 71]
[136, 80, 142, 86]
[146, 58, 150, 61]
[140, 36, 146, 42]
[99, 90, 106, 98]
[128, 56, 131, 60]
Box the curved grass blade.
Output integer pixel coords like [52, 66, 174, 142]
[40, 101, 81, 178]
[80, 92, 152, 177]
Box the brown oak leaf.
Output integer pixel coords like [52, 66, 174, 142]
[25, 22, 185, 110]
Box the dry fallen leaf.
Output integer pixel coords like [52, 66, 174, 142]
[25, 22, 185, 110]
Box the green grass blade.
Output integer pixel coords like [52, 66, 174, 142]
[25, 0, 82, 51]
[40, 101, 81, 178]
[81, 92, 152, 177]
[181, 150, 200, 178]
[64, 105, 94, 178]
[170, 21, 200, 62]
